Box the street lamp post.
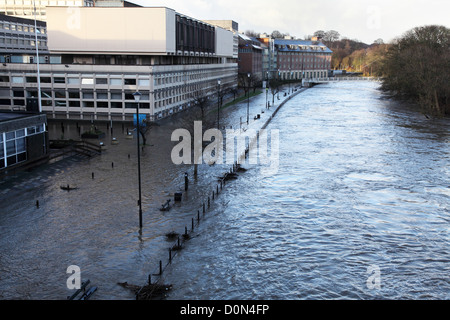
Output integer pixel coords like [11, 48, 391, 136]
[33, 0, 42, 113]
[265, 72, 268, 109]
[247, 73, 250, 125]
[133, 91, 143, 230]
[217, 80, 221, 130]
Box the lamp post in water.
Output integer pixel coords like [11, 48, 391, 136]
[133, 91, 143, 230]
[247, 73, 250, 125]
[217, 79, 221, 130]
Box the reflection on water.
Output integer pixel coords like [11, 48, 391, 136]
[0, 81, 449, 300]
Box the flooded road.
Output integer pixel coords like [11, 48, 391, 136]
[0, 81, 449, 299]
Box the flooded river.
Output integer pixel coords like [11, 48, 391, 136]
[0, 81, 448, 300]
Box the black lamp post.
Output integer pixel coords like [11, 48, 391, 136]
[247, 73, 250, 125]
[217, 79, 221, 130]
[133, 91, 143, 230]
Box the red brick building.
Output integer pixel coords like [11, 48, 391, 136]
[238, 34, 263, 81]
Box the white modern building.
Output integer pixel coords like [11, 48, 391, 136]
[0, 6, 238, 121]
[0, 0, 139, 21]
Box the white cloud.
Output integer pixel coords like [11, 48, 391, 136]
[132, 0, 449, 44]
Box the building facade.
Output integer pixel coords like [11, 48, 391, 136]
[0, 7, 238, 121]
[0, 0, 95, 21]
[238, 33, 263, 81]
[274, 38, 332, 80]
[0, 13, 48, 64]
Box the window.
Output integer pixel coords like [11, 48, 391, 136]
[55, 91, 66, 99]
[97, 92, 108, 100]
[68, 78, 80, 85]
[124, 79, 136, 86]
[54, 77, 66, 84]
[111, 92, 122, 100]
[110, 78, 122, 86]
[82, 78, 94, 85]
[96, 78, 108, 85]
[124, 93, 135, 100]
[4, 129, 27, 168]
[138, 79, 150, 87]
[69, 101, 80, 107]
[41, 77, 52, 83]
[111, 102, 123, 109]
[83, 91, 94, 99]
[13, 90, 25, 97]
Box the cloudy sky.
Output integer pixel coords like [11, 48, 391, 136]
[131, 0, 449, 44]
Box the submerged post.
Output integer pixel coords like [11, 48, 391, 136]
[133, 91, 143, 230]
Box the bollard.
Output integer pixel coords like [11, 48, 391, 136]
[185, 226, 188, 236]
[197, 210, 200, 222]
[111, 162, 114, 168]
[159, 260, 162, 275]
[128, 154, 130, 159]
[184, 172, 189, 191]
[203, 203, 205, 214]
[169, 248, 172, 263]
[212, 191, 215, 200]
[36, 200, 39, 208]
[178, 237, 181, 248]
[92, 172, 94, 179]
[148, 274, 151, 285]
[208, 197, 210, 208]
[217, 185, 219, 194]
[192, 218, 194, 231]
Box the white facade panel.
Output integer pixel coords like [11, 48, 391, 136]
[215, 27, 234, 58]
[46, 7, 176, 55]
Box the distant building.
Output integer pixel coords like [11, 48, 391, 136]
[202, 20, 239, 60]
[0, 7, 238, 121]
[238, 33, 263, 81]
[273, 38, 332, 80]
[0, 111, 48, 173]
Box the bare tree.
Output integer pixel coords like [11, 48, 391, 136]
[381, 25, 450, 117]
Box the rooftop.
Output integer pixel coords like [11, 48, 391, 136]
[274, 39, 333, 53]
[0, 111, 40, 123]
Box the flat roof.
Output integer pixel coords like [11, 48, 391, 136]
[0, 111, 40, 123]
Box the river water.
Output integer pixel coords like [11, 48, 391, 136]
[0, 81, 448, 300]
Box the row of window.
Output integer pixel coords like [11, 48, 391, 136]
[0, 38, 47, 47]
[1, 0, 89, 7]
[0, 23, 45, 34]
[278, 70, 328, 79]
[6, 75, 151, 86]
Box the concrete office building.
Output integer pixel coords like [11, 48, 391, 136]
[0, 6, 238, 121]
[0, 13, 48, 63]
[0, 0, 95, 21]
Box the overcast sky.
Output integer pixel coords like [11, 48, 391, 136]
[130, 0, 449, 44]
